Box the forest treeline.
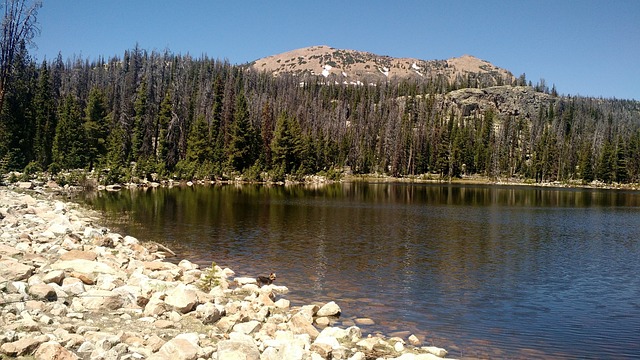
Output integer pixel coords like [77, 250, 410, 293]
[1, 44, 640, 184]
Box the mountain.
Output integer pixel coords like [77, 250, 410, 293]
[250, 45, 515, 87]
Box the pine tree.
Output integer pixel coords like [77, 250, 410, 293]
[84, 87, 109, 169]
[186, 114, 211, 164]
[271, 112, 304, 174]
[615, 136, 628, 183]
[33, 60, 56, 168]
[596, 140, 616, 183]
[578, 142, 594, 183]
[227, 93, 258, 171]
[156, 91, 172, 163]
[52, 94, 86, 169]
[0, 41, 36, 169]
[260, 101, 274, 167]
[131, 79, 148, 161]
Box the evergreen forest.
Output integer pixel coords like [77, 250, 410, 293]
[2, 44, 640, 185]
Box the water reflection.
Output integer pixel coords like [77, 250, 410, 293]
[78, 183, 640, 359]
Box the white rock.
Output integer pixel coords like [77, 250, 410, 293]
[217, 339, 260, 360]
[50, 259, 118, 275]
[123, 235, 139, 246]
[316, 301, 341, 317]
[422, 346, 448, 357]
[318, 326, 348, 341]
[80, 290, 124, 310]
[233, 320, 262, 335]
[348, 351, 366, 360]
[314, 333, 340, 349]
[178, 259, 199, 270]
[275, 298, 290, 309]
[156, 338, 200, 360]
[34, 341, 80, 360]
[42, 270, 65, 285]
[175, 333, 200, 347]
[408, 334, 421, 346]
[234, 276, 257, 285]
[165, 284, 198, 313]
[195, 302, 223, 324]
[61, 277, 85, 295]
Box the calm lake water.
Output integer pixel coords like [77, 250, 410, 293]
[78, 183, 640, 359]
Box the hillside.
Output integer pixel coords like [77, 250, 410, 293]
[250, 45, 515, 87]
[2, 45, 640, 186]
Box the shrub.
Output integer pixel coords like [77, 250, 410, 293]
[48, 162, 61, 175]
[197, 262, 220, 292]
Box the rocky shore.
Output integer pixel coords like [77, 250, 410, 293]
[0, 188, 453, 360]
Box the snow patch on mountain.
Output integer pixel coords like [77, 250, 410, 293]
[322, 65, 332, 77]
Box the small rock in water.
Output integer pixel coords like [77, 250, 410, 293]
[408, 334, 421, 346]
[354, 318, 375, 326]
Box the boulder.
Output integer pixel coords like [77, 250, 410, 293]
[69, 271, 96, 285]
[0, 243, 21, 256]
[34, 341, 79, 360]
[146, 335, 166, 352]
[421, 346, 448, 358]
[92, 236, 114, 247]
[232, 320, 262, 335]
[317, 301, 341, 317]
[42, 270, 65, 284]
[17, 181, 33, 189]
[0, 335, 48, 357]
[50, 259, 118, 275]
[154, 320, 174, 329]
[315, 317, 330, 327]
[60, 250, 97, 261]
[0, 258, 34, 281]
[28, 283, 57, 301]
[195, 302, 223, 324]
[408, 334, 421, 346]
[289, 312, 319, 339]
[144, 297, 169, 316]
[80, 289, 124, 310]
[234, 276, 257, 286]
[144, 261, 179, 271]
[317, 326, 349, 342]
[275, 298, 290, 309]
[354, 318, 375, 326]
[217, 339, 260, 360]
[61, 276, 85, 295]
[310, 342, 333, 358]
[151, 338, 200, 360]
[165, 284, 198, 313]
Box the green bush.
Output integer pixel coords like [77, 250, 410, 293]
[243, 162, 263, 182]
[48, 162, 61, 175]
[23, 161, 42, 178]
[197, 262, 220, 292]
[102, 166, 125, 185]
[268, 163, 286, 182]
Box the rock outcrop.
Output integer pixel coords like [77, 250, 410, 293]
[0, 189, 453, 359]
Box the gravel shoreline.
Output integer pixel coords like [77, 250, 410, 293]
[0, 187, 453, 360]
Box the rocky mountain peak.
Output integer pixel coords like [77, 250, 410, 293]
[250, 45, 515, 87]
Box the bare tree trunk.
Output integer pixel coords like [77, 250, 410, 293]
[0, 0, 41, 110]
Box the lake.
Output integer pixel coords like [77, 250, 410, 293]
[77, 182, 640, 359]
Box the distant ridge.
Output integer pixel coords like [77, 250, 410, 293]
[250, 45, 514, 86]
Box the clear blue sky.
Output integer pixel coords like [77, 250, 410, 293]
[33, 0, 639, 100]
